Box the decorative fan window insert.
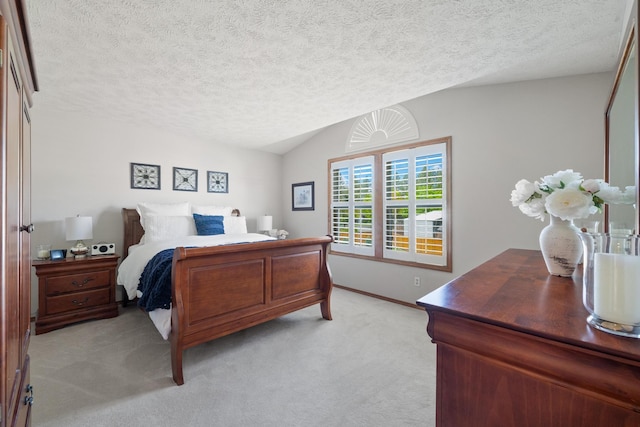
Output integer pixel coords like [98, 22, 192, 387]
[347, 105, 419, 152]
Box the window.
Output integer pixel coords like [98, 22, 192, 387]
[329, 137, 451, 271]
[330, 156, 374, 256]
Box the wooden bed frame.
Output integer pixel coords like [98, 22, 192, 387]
[121, 208, 333, 385]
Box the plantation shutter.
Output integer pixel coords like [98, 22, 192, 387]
[330, 156, 375, 256]
[383, 144, 447, 265]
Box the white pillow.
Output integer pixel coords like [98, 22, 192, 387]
[223, 216, 247, 234]
[137, 202, 190, 228]
[191, 205, 233, 216]
[143, 215, 196, 242]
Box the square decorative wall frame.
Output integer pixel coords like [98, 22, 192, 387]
[173, 167, 198, 192]
[292, 181, 314, 211]
[130, 162, 161, 190]
[207, 171, 228, 193]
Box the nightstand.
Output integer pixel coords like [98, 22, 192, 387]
[33, 255, 120, 334]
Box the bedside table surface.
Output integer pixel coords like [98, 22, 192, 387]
[32, 254, 119, 266]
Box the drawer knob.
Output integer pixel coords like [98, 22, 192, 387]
[71, 277, 94, 288]
[72, 297, 90, 306]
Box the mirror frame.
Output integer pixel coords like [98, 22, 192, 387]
[605, 0, 639, 233]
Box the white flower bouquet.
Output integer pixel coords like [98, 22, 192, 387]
[510, 169, 635, 221]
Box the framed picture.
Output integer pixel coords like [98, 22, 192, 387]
[292, 181, 314, 211]
[130, 162, 161, 190]
[207, 171, 228, 193]
[173, 167, 198, 192]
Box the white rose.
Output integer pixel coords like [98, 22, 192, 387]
[542, 170, 581, 189]
[519, 197, 546, 221]
[597, 184, 623, 204]
[510, 179, 537, 206]
[545, 188, 593, 220]
[581, 179, 601, 194]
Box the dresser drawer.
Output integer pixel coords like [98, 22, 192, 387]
[45, 269, 111, 295]
[45, 288, 111, 315]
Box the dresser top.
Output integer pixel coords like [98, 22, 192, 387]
[417, 248, 640, 361]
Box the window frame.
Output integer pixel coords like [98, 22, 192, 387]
[327, 136, 452, 272]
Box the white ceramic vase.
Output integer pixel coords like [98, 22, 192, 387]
[539, 215, 583, 277]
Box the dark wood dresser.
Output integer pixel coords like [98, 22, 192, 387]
[33, 255, 119, 334]
[417, 248, 640, 427]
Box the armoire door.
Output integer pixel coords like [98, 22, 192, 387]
[21, 95, 33, 349]
[0, 1, 37, 425]
[13, 81, 33, 427]
[3, 18, 32, 426]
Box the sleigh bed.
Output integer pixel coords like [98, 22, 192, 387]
[118, 207, 333, 385]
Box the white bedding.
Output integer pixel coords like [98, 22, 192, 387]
[117, 233, 275, 339]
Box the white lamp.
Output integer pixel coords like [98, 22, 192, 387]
[257, 215, 273, 235]
[65, 215, 93, 258]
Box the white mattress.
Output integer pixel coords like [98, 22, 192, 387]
[117, 233, 275, 339]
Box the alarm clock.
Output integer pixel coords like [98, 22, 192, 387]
[91, 243, 116, 256]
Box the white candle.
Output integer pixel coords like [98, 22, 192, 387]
[37, 249, 49, 259]
[593, 253, 640, 325]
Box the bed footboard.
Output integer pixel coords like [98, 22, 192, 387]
[170, 235, 333, 385]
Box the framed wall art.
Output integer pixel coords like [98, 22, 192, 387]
[173, 167, 198, 192]
[292, 181, 314, 211]
[207, 171, 228, 193]
[130, 162, 161, 190]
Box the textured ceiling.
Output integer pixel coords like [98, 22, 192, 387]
[26, 0, 630, 154]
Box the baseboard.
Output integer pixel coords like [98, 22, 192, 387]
[333, 284, 422, 310]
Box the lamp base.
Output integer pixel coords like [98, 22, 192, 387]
[70, 242, 89, 259]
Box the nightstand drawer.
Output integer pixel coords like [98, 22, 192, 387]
[45, 288, 111, 315]
[45, 269, 111, 295]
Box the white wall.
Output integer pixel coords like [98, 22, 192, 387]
[282, 73, 613, 304]
[29, 110, 283, 313]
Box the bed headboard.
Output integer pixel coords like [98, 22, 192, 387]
[121, 208, 241, 259]
[122, 208, 143, 259]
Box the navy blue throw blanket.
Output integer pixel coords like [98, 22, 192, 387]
[137, 248, 175, 312]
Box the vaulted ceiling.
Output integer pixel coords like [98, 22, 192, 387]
[26, 1, 630, 154]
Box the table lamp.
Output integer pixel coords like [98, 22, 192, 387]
[65, 215, 93, 258]
[257, 215, 273, 235]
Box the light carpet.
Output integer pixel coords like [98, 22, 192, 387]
[30, 287, 436, 426]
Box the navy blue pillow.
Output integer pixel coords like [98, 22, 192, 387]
[193, 214, 225, 235]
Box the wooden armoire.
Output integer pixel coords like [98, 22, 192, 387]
[0, 1, 37, 426]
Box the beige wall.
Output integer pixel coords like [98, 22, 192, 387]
[282, 73, 613, 304]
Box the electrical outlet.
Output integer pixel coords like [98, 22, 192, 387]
[414, 276, 421, 287]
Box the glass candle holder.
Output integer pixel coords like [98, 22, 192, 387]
[579, 232, 640, 338]
[575, 219, 600, 233]
[37, 244, 51, 260]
